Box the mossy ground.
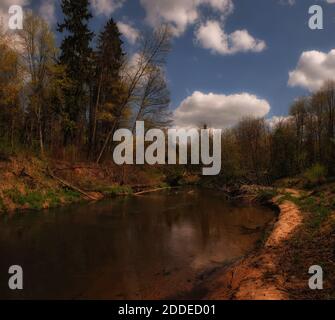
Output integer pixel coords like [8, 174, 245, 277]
[0, 156, 170, 214]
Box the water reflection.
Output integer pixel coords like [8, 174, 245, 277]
[0, 188, 275, 299]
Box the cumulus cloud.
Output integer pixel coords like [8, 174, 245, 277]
[195, 20, 266, 55]
[174, 91, 271, 128]
[288, 49, 335, 92]
[39, 0, 56, 25]
[117, 21, 140, 44]
[139, 0, 234, 37]
[139, 0, 265, 55]
[91, 0, 125, 16]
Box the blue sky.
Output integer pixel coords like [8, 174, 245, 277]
[4, 0, 335, 127]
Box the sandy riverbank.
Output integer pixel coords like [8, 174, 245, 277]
[204, 195, 302, 300]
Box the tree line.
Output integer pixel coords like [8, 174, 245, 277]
[1, 0, 335, 185]
[0, 0, 172, 162]
[218, 80, 335, 185]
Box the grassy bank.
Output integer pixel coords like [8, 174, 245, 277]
[201, 184, 335, 300]
[274, 187, 335, 299]
[246, 184, 335, 299]
[0, 155, 171, 214]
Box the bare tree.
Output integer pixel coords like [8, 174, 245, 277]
[96, 25, 172, 163]
[131, 64, 171, 133]
[18, 12, 57, 156]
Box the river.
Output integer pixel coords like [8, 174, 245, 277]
[0, 188, 275, 299]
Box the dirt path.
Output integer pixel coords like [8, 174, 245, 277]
[204, 194, 303, 300]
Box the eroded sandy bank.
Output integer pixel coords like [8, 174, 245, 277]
[203, 195, 303, 300]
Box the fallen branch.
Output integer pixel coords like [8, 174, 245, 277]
[134, 187, 179, 196]
[46, 167, 99, 201]
[53, 166, 100, 172]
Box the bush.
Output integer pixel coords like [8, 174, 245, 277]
[4, 188, 26, 206]
[98, 185, 133, 197]
[0, 197, 6, 212]
[257, 189, 278, 202]
[62, 189, 82, 202]
[304, 164, 327, 186]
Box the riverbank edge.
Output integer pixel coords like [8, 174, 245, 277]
[0, 180, 173, 215]
[199, 186, 304, 300]
[0, 156, 176, 215]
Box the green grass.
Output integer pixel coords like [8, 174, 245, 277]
[61, 189, 82, 202]
[303, 164, 327, 186]
[278, 192, 332, 229]
[45, 190, 61, 207]
[4, 188, 26, 206]
[158, 182, 170, 189]
[23, 191, 46, 210]
[256, 189, 279, 202]
[3, 187, 82, 210]
[96, 185, 133, 197]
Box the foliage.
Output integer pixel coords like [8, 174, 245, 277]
[0, 4, 172, 164]
[256, 189, 278, 202]
[278, 193, 332, 229]
[0, 197, 6, 212]
[304, 164, 327, 186]
[58, 0, 94, 145]
[97, 185, 133, 196]
[3, 187, 82, 211]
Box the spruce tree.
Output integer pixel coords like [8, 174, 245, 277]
[58, 0, 94, 145]
[89, 18, 125, 157]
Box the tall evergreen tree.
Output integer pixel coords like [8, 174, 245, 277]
[57, 0, 94, 146]
[89, 18, 125, 157]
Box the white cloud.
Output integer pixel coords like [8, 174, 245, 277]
[139, 0, 233, 37]
[195, 20, 266, 55]
[288, 49, 335, 92]
[122, 52, 142, 79]
[39, 0, 56, 25]
[174, 91, 271, 128]
[91, 0, 125, 16]
[266, 116, 293, 129]
[139, 0, 265, 56]
[117, 21, 140, 44]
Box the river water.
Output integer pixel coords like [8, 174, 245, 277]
[0, 188, 275, 299]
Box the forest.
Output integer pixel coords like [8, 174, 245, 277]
[0, 0, 172, 165]
[2, 0, 335, 302]
[1, 0, 335, 188]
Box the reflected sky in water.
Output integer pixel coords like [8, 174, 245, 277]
[0, 188, 275, 299]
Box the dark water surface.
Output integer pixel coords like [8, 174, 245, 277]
[0, 188, 275, 299]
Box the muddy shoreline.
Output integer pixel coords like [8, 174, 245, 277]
[178, 187, 303, 300]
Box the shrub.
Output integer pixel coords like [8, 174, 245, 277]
[62, 189, 82, 202]
[304, 164, 327, 186]
[97, 185, 133, 197]
[24, 191, 45, 210]
[0, 197, 6, 212]
[4, 188, 26, 205]
[257, 189, 278, 202]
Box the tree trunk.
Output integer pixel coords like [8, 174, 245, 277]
[96, 121, 116, 164]
[39, 120, 44, 157]
[88, 73, 103, 158]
